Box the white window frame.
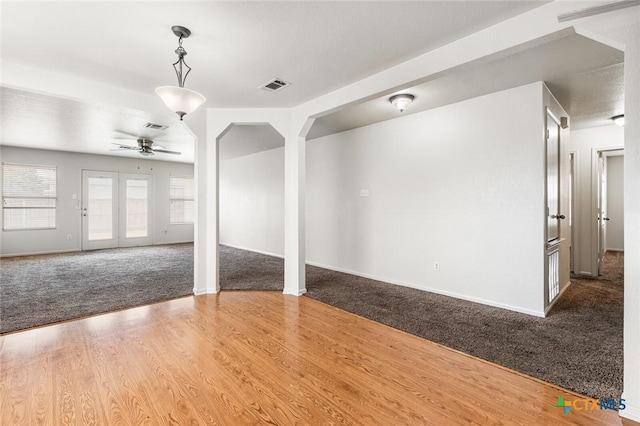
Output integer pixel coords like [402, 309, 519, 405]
[2, 162, 58, 231]
[169, 176, 194, 224]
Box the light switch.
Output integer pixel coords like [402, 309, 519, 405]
[71, 194, 77, 200]
[360, 189, 370, 197]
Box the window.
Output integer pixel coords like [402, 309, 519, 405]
[170, 176, 194, 224]
[2, 163, 57, 230]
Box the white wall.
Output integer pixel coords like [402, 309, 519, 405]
[219, 147, 284, 256]
[606, 155, 624, 251]
[0, 146, 194, 256]
[567, 125, 624, 275]
[306, 82, 546, 316]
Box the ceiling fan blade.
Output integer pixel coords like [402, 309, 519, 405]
[113, 130, 142, 138]
[111, 143, 139, 150]
[153, 148, 181, 155]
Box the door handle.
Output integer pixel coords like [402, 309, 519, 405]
[551, 214, 566, 219]
[603, 217, 610, 221]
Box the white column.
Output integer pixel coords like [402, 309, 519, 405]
[193, 113, 232, 295]
[622, 20, 640, 422]
[283, 116, 315, 296]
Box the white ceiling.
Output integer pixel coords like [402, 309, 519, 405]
[0, 1, 626, 161]
[308, 31, 625, 139]
[0, 1, 546, 107]
[0, 87, 195, 162]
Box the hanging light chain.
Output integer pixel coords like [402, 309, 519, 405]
[172, 36, 192, 88]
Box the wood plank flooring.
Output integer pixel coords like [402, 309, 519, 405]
[0, 291, 634, 425]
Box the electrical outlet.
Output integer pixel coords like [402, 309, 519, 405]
[433, 261, 440, 271]
[360, 189, 370, 197]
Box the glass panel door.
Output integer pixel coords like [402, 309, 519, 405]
[126, 179, 149, 238]
[82, 170, 119, 250]
[119, 174, 153, 247]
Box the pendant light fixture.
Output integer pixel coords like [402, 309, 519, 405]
[389, 94, 414, 112]
[155, 26, 206, 120]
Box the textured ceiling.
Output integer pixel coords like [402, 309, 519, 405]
[0, 1, 546, 108]
[0, 1, 627, 161]
[0, 87, 194, 162]
[308, 31, 624, 139]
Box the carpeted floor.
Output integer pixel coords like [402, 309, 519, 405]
[305, 252, 624, 399]
[1, 243, 623, 399]
[0, 244, 195, 334]
[0, 244, 281, 334]
[219, 245, 283, 290]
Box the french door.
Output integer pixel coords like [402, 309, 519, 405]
[82, 170, 153, 250]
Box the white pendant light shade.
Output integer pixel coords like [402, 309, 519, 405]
[155, 86, 206, 120]
[156, 26, 206, 120]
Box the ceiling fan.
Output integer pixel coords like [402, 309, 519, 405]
[111, 137, 181, 156]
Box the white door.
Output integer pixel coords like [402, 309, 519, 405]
[119, 174, 153, 247]
[82, 170, 119, 250]
[82, 171, 153, 250]
[597, 153, 607, 275]
[569, 152, 575, 273]
[546, 112, 561, 242]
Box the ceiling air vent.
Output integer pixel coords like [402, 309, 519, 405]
[260, 78, 291, 93]
[143, 122, 168, 131]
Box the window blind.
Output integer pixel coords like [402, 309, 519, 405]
[169, 176, 194, 224]
[2, 163, 57, 230]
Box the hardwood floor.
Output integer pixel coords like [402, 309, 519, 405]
[0, 291, 634, 425]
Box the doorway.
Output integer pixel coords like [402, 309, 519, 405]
[82, 170, 153, 250]
[568, 152, 576, 273]
[593, 149, 624, 275]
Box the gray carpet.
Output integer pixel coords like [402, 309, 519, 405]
[305, 252, 624, 399]
[1, 243, 623, 399]
[0, 244, 195, 334]
[0, 244, 283, 334]
[219, 245, 283, 290]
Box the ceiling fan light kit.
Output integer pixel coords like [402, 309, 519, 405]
[112, 138, 181, 156]
[155, 25, 206, 120]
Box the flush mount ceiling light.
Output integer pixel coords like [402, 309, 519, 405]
[612, 114, 625, 126]
[155, 26, 206, 121]
[389, 94, 414, 112]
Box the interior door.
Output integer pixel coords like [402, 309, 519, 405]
[546, 112, 561, 242]
[82, 170, 119, 250]
[569, 152, 575, 273]
[597, 153, 607, 275]
[119, 174, 153, 247]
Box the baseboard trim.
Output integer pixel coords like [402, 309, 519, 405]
[605, 248, 624, 252]
[193, 287, 219, 295]
[575, 271, 597, 278]
[544, 280, 571, 316]
[220, 243, 284, 259]
[283, 288, 307, 296]
[620, 396, 640, 422]
[154, 240, 194, 246]
[1, 242, 194, 258]
[305, 261, 546, 317]
[1, 248, 80, 258]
